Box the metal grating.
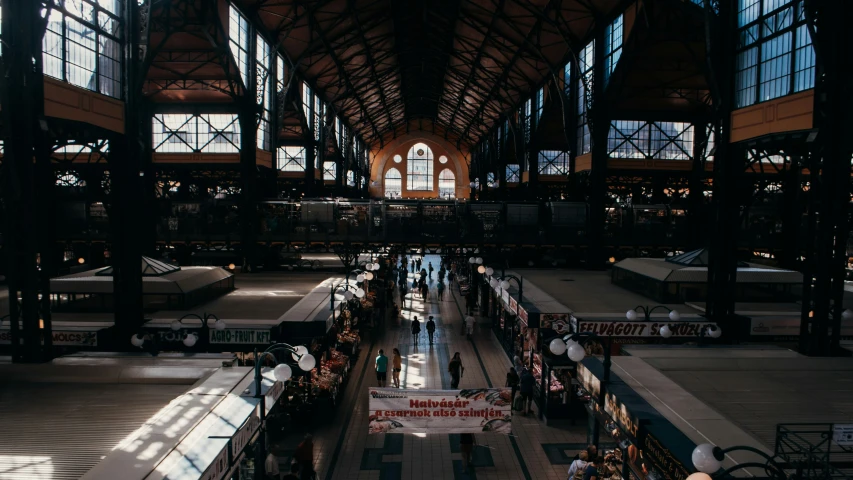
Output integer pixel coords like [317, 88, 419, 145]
[0, 383, 188, 480]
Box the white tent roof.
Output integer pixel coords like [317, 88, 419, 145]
[51, 266, 233, 295]
[614, 257, 802, 284]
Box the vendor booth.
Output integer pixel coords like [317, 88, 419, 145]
[576, 359, 697, 480]
[486, 270, 575, 423]
[0, 318, 110, 355]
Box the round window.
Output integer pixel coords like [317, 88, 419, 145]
[417, 149, 425, 157]
[393, 154, 402, 163]
[439, 155, 448, 164]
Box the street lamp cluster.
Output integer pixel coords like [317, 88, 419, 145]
[626, 305, 722, 339]
[688, 443, 787, 480]
[131, 312, 226, 348]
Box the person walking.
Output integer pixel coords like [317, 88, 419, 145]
[411, 259, 415, 273]
[428, 262, 434, 279]
[426, 316, 436, 344]
[519, 367, 535, 415]
[411, 316, 421, 345]
[375, 350, 388, 387]
[392, 348, 402, 388]
[421, 281, 429, 301]
[583, 456, 605, 480]
[294, 434, 315, 480]
[464, 315, 475, 338]
[460, 433, 475, 474]
[506, 367, 520, 408]
[448, 352, 464, 388]
[416, 258, 422, 271]
[437, 280, 445, 300]
[568, 451, 590, 480]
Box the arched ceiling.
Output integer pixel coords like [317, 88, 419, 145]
[237, 0, 627, 148]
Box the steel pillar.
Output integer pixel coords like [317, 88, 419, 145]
[704, 0, 740, 339]
[0, 0, 44, 362]
[586, 28, 609, 269]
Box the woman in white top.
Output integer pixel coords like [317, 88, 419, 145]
[567, 451, 589, 480]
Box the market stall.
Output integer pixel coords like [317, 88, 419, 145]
[576, 359, 697, 480]
[486, 270, 574, 421]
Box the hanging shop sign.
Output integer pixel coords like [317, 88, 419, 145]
[209, 328, 272, 345]
[541, 313, 570, 334]
[834, 424, 853, 446]
[198, 442, 230, 480]
[509, 296, 518, 315]
[231, 406, 261, 458]
[518, 306, 529, 324]
[643, 432, 692, 480]
[0, 330, 98, 346]
[604, 391, 641, 440]
[368, 388, 512, 435]
[577, 321, 717, 338]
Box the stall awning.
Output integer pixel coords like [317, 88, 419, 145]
[51, 265, 233, 295]
[275, 277, 348, 338]
[615, 257, 802, 284]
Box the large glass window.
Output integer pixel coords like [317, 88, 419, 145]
[407, 142, 434, 191]
[577, 40, 594, 155]
[42, 0, 122, 98]
[607, 120, 694, 160]
[385, 168, 402, 198]
[605, 14, 624, 84]
[313, 95, 322, 141]
[278, 146, 305, 171]
[534, 87, 544, 127]
[228, 5, 250, 88]
[735, 0, 814, 108]
[538, 150, 570, 175]
[302, 82, 312, 125]
[506, 164, 520, 183]
[438, 169, 455, 199]
[323, 161, 336, 181]
[256, 35, 272, 151]
[152, 114, 240, 153]
[563, 62, 572, 95]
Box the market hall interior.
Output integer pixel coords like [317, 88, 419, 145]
[3, 0, 853, 479]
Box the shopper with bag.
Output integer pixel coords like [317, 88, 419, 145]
[567, 451, 589, 480]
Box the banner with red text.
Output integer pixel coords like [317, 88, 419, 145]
[368, 388, 512, 434]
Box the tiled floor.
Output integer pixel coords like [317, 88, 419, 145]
[295, 255, 591, 480]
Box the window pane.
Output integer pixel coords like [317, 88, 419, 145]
[384, 168, 402, 198]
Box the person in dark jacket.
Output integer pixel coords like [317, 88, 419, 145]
[519, 368, 536, 415]
[426, 316, 436, 344]
[411, 316, 421, 345]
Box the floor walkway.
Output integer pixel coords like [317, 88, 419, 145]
[303, 255, 590, 480]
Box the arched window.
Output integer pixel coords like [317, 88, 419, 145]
[438, 169, 455, 199]
[407, 142, 433, 191]
[384, 168, 402, 198]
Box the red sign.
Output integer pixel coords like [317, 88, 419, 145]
[509, 296, 518, 315]
[518, 306, 528, 324]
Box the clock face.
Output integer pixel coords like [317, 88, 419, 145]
[417, 149, 425, 156]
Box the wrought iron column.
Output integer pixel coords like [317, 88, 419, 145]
[109, 0, 147, 345]
[704, 0, 740, 339]
[688, 122, 708, 250]
[239, 27, 259, 272]
[586, 27, 609, 269]
[0, 0, 45, 362]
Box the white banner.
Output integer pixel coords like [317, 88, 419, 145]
[368, 388, 512, 434]
[577, 321, 717, 338]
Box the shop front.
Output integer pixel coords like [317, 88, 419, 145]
[576, 360, 696, 480]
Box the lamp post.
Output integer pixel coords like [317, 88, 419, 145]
[498, 274, 524, 304]
[169, 312, 226, 350]
[548, 331, 611, 446]
[253, 343, 316, 480]
[626, 305, 681, 322]
[330, 282, 364, 312]
[689, 443, 787, 480]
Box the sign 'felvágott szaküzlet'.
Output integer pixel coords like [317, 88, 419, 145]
[368, 388, 512, 434]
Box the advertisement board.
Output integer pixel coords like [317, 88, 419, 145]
[577, 321, 717, 338]
[368, 388, 512, 434]
[750, 317, 853, 337]
[0, 330, 98, 346]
